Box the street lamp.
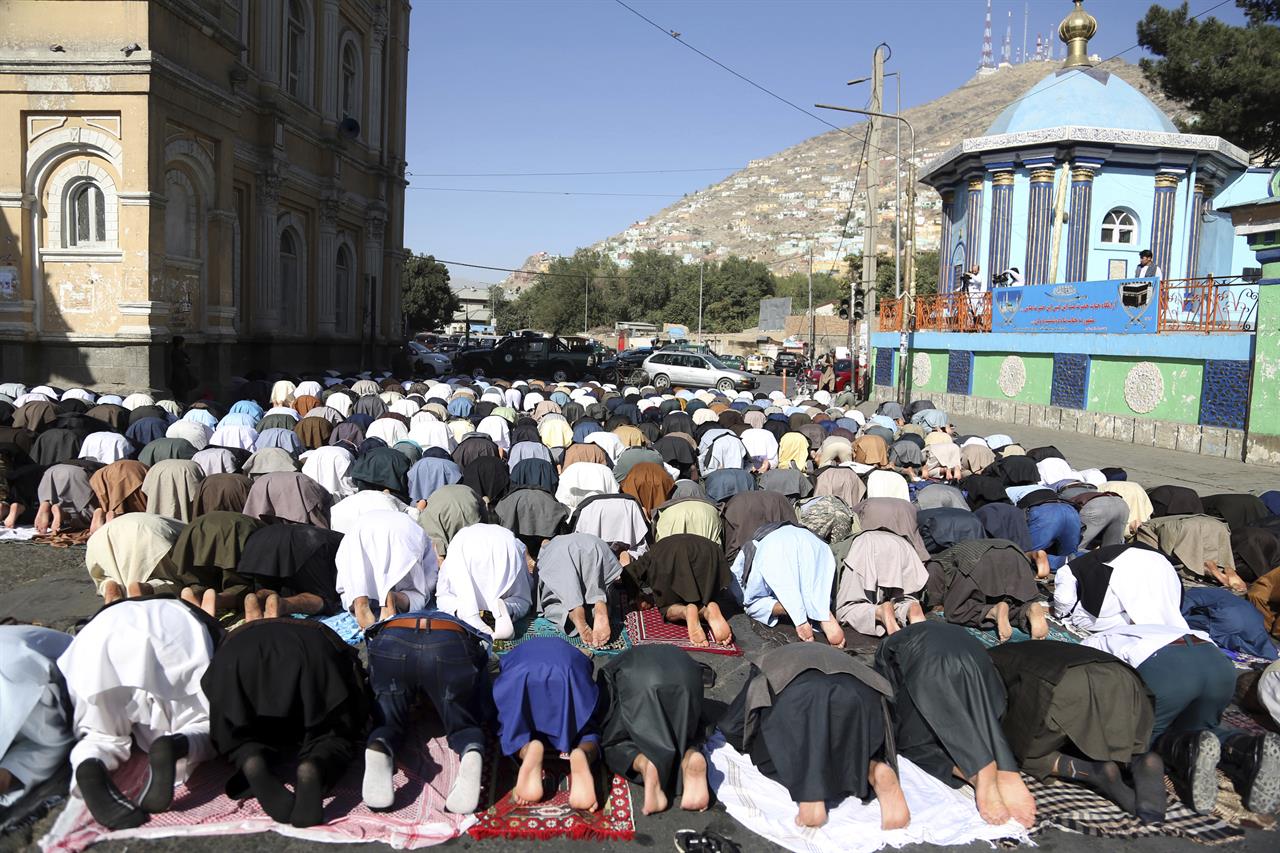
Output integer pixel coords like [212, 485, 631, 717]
[815, 102, 916, 404]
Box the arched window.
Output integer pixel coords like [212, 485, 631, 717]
[67, 182, 106, 247]
[280, 228, 300, 330]
[335, 244, 352, 334]
[340, 40, 360, 121]
[1100, 208, 1137, 245]
[163, 170, 196, 258]
[285, 0, 308, 100]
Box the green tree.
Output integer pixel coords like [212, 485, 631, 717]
[1138, 1, 1280, 164]
[775, 271, 847, 307]
[401, 254, 459, 333]
[701, 256, 777, 332]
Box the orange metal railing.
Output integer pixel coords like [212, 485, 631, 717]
[878, 277, 1257, 334]
[1158, 275, 1259, 333]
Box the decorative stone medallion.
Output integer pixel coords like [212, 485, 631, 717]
[997, 355, 1026, 397]
[912, 353, 932, 386]
[1124, 361, 1164, 414]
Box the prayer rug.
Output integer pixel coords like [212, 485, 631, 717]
[468, 753, 634, 842]
[41, 530, 91, 548]
[624, 606, 742, 656]
[1025, 774, 1243, 845]
[706, 733, 1029, 853]
[491, 615, 630, 657]
[1222, 647, 1277, 672]
[924, 611, 1081, 648]
[40, 721, 475, 852]
[1199, 770, 1278, 832]
[1221, 707, 1273, 737]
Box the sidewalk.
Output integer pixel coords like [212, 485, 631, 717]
[951, 413, 1276, 495]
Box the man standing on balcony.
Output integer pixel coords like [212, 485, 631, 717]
[961, 265, 987, 329]
[1135, 250, 1162, 280]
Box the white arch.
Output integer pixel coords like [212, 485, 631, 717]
[163, 137, 216, 202]
[44, 157, 120, 248]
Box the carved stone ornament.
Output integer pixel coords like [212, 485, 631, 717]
[998, 355, 1026, 397]
[1124, 361, 1164, 414]
[912, 352, 932, 386]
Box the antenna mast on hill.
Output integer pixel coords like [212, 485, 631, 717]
[1022, 2, 1028, 65]
[1002, 11, 1012, 65]
[979, 0, 995, 71]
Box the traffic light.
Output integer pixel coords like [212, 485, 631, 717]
[838, 298, 850, 320]
[853, 290, 866, 322]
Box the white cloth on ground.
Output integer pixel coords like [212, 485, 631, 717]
[706, 732, 1029, 853]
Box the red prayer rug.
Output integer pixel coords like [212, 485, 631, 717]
[468, 755, 634, 842]
[623, 605, 742, 656]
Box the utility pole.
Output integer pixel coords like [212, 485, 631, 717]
[697, 262, 704, 340]
[857, 44, 884, 399]
[583, 273, 589, 336]
[807, 244, 815, 357]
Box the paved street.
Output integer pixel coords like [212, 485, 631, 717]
[1, 411, 1275, 853]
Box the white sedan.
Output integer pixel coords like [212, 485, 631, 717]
[405, 341, 453, 378]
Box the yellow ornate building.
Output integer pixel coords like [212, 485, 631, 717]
[0, 0, 410, 391]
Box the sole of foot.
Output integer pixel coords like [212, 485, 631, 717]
[512, 740, 544, 805]
[680, 751, 710, 812]
[568, 748, 598, 812]
[76, 759, 146, 830]
[1246, 733, 1280, 815]
[362, 746, 395, 810]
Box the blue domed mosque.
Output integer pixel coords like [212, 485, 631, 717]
[873, 0, 1280, 466]
[921, 0, 1267, 288]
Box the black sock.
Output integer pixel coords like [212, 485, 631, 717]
[242, 752, 294, 823]
[1056, 757, 1137, 814]
[139, 734, 189, 813]
[1129, 752, 1167, 824]
[76, 759, 146, 830]
[291, 760, 325, 828]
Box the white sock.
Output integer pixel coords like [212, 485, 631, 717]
[446, 750, 483, 814]
[362, 746, 395, 810]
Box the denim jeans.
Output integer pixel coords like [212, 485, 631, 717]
[1137, 639, 1237, 743]
[1026, 503, 1083, 570]
[366, 626, 492, 757]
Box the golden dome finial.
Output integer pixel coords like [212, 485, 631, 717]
[1059, 0, 1097, 69]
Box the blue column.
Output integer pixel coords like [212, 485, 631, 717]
[986, 168, 1015, 277]
[938, 190, 955, 294]
[1064, 163, 1097, 282]
[1024, 166, 1056, 285]
[1185, 181, 1207, 278]
[1151, 170, 1182, 277]
[964, 176, 984, 273]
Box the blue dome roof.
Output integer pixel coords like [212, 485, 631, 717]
[985, 69, 1178, 136]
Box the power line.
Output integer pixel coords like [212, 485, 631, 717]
[406, 186, 685, 198]
[407, 167, 741, 177]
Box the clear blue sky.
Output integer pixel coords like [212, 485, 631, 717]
[404, 0, 1246, 284]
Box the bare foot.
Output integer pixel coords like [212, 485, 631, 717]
[102, 580, 124, 604]
[568, 746, 598, 812]
[89, 508, 106, 536]
[820, 618, 846, 649]
[905, 601, 926, 625]
[383, 590, 403, 619]
[702, 601, 733, 644]
[680, 750, 710, 812]
[591, 601, 611, 647]
[2, 502, 19, 529]
[635, 754, 668, 815]
[870, 760, 910, 830]
[1028, 550, 1051, 580]
[795, 621, 816, 643]
[876, 601, 901, 636]
[512, 740, 544, 805]
[200, 588, 218, 618]
[352, 597, 377, 630]
[180, 586, 201, 609]
[973, 765, 1011, 825]
[1026, 602, 1049, 640]
[992, 601, 1012, 643]
[34, 502, 51, 534]
[49, 505, 63, 535]
[796, 801, 828, 828]
[126, 581, 152, 598]
[686, 604, 709, 647]
[997, 770, 1037, 828]
[243, 591, 263, 622]
[264, 592, 281, 619]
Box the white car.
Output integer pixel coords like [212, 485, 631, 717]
[641, 351, 758, 393]
[405, 341, 453, 378]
